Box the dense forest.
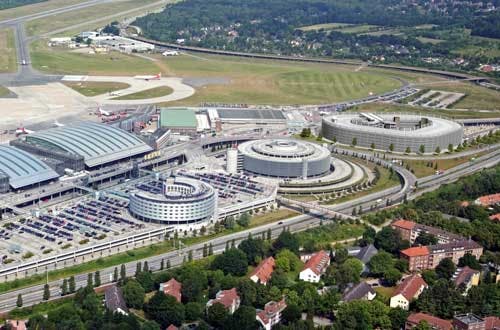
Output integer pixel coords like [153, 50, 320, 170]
[0, 0, 46, 10]
[134, 0, 500, 72]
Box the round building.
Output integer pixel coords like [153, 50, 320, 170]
[238, 139, 331, 178]
[322, 113, 463, 153]
[129, 177, 217, 225]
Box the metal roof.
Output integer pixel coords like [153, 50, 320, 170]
[27, 122, 153, 167]
[0, 146, 59, 189]
[160, 108, 197, 128]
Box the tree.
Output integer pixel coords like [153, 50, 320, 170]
[203, 244, 208, 257]
[370, 142, 376, 150]
[335, 300, 391, 330]
[181, 265, 208, 302]
[118, 265, 126, 283]
[207, 302, 228, 328]
[113, 267, 118, 282]
[361, 227, 376, 246]
[435, 146, 441, 154]
[135, 262, 142, 276]
[16, 294, 23, 307]
[281, 304, 302, 325]
[435, 258, 456, 280]
[143, 261, 149, 272]
[389, 143, 395, 152]
[86, 273, 93, 288]
[94, 271, 101, 287]
[458, 253, 481, 270]
[237, 212, 251, 227]
[141, 320, 161, 330]
[332, 258, 364, 290]
[374, 226, 408, 254]
[238, 237, 266, 264]
[405, 146, 411, 154]
[389, 308, 409, 330]
[275, 249, 302, 273]
[368, 251, 395, 276]
[167, 259, 171, 269]
[61, 279, 68, 296]
[188, 250, 193, 262]
[414, 232, 438, 246]
[352, 137, 357, 146]
[224, 216, 236, 229]
[43, 283, 50, 301]
[122, 279, 145, 309]
[415, 321, 432, 330]
[212, 248, 248, 276]
[419, 144, 425, 154]
[228, 305, 257, 330]
[300, 128, 311, 138]
[267, 228, 272, 240]
[185, 302, 203, 322]
[160, 259, 165, 270]
[69, 276, 76, 293]
[273, 230, 299, 254]
[136, 270, 154, 292]
[448, 144, 454, 153]
[209, 243, 214, 256]
[145, 292, 185, 328]
[383, 268, 402, 286]
[334, 247, 349, 264]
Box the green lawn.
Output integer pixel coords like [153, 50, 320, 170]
[295, 223, 366, 250]
[63, 81, 130, 96]
[0, 28, 17, 73]
[31, 41, 160, 75]
[113, 86, 173, 100]
[298, 22, 353, 31]
[401, 152, 488, 178]
[0, 0, 86, 21]
[0, 85, 11, 97]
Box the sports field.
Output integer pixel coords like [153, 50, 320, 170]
[0, 28, 17, 73]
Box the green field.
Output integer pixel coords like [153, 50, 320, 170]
[0, 28, 17, 73]
[63, 81, 130, 96]
[25, 0, 163, 37]
[298, 22, 353, 31]
[0, 86, 11, 97]
[113, 86, 173, 100]
[31, 41, 160, 75]
[0, 0, 85, 21]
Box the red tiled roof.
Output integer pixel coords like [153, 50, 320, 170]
[485, 316, 500, 330]
[478, 193, 500, 206]
[393, 274, 427, 301]
[249, 256, 275, 284]
[453, 267, 480, 287]
[392, 219, 416, 230]
[302, 250, 330, 275]
[460, 201, 470, 207]
[489, 213, 500, 222]
[166, 325, 178, 330]
[401, 246, 430, 257]
[214, 288, 240, 309]
[407, 313, 452, 330]
[161, 278, 182, 303]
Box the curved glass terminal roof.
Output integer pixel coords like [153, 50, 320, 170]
[27, 122, 153, 167]
[0, 146, 59, 189]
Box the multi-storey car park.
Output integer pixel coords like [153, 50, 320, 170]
[129, 176, 217, 226]
[237, 139, 331, 178]
[321, 113, 464, 154]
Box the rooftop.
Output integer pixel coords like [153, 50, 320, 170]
[477, 193, 500, 206]
[401, 246, 430, 257]
[302, 250, 330, 275]
[161, 278, 182, 303]
[0, 145, 59, 189]
[104, 285, 128, 314]
[393, 274, 427, 301]
[256, 299, 287, 326]
[249, 256, 275, 284]
[342, 282, 375, 302]
[454, 313, 485, 325]
[160, 108, 197, 128]
[209, 288, 240, 309]
[407, 313, 452, 330]
[452, 266, 480, 287]
[428, 239, 482, 253]
[392, 219, 416, 230]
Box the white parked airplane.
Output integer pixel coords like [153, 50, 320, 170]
[134, 73, 161, 81]
[97, 107, 113, 117]
[15, 127, 35, 135]
[109, 91, 122, 96]
[54, 120, 64, 127]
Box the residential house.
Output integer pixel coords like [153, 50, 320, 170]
[104, 285, 128, 315]
[348, 244, 378, 273]
[452, 267, 480, 295]
[299, 250, 330, 283]
[401, 240, 483, 272]
[166, 325, 178, 330]
[405, 313, 452, 330]
[474, 193, 500, 207]
[249, 256, 275, 285]
[453, 314, 500, 330]
[489, 214, 500, 222]
[206, 288, 240, 314]
[256, 299, 287, 330]
[390, 274, 428, 310]
[341, 282, 376, 303]
[159, 278, 182, 303]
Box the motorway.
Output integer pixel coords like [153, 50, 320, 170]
[0, 143, 497, 313]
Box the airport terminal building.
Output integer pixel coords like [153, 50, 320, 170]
[322, 113, 463, 153]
